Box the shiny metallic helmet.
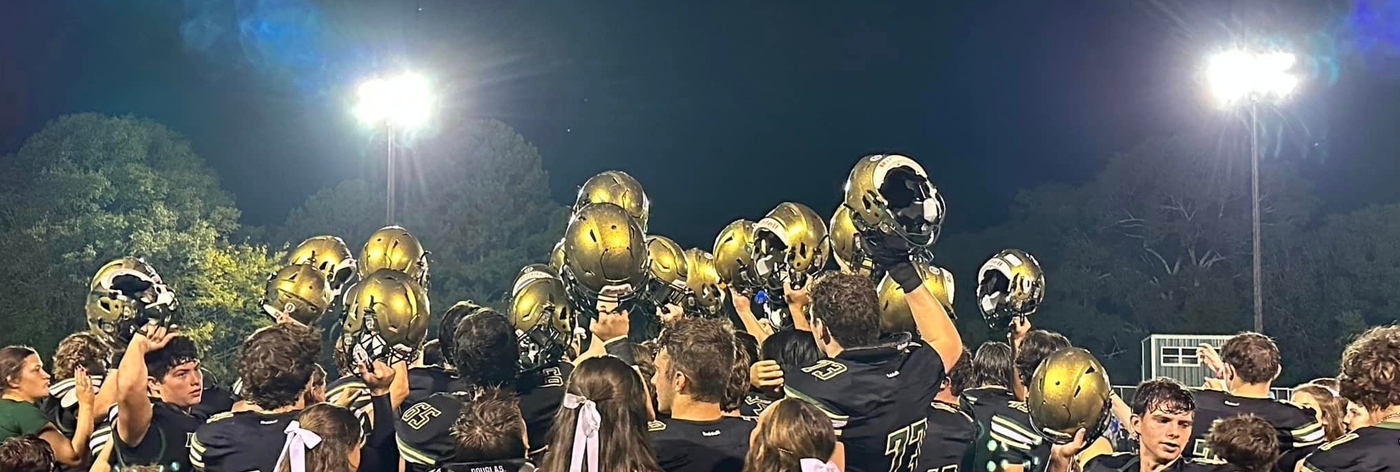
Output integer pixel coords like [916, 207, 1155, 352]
[683, 248, 724, 317]
[640, 235, 690, 310]
[1028, 347, 1113, 446]
[286, 235, 357, 297]
[876, 263, 956, 334]
[341, 269, 431, 364]
[560, 202, 649, 309]
[574, 170, 650, 232]
[548, 239, 566, 271]
[713, 219, 759, 291]
[842, 154, 946, 253]
[359, 226, 429, 288]
[977, 249, 1046, 331]
[508, 265, 575, 372]
[86, 257, 178, 345]
[260, 264, 334, 326]
[829, 204, 877, 278]
[750, 202, 830, 292]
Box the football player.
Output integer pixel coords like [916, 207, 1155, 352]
[649, 318, 755, 472]
[507, 267, 577, 455]
[1298, 325, 1400, 472]
[1206, 415, 1280, 472]
[1047, 378, 1211, 472]
[914, 349, 976, 472]
[428, 387, 534, 472]
[963, 340, 1048, 472]
[103, 326, 204, 471]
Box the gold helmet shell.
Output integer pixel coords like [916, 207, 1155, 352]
[260, 264, 334, 326]
[977, 249, 1046, 331]
[548, 239, 566, 271]
[713, 219, 758, 290]
[341, 269, 431, 364]
[574, 170, 650, 232]
[359, 226, 429, 287]
[1028, 347, 1113, 445]
[641, 235, 690, 308]
[286, 235, 357, 297]
[842, 154, 946, 249]
[876, 264, 956, 334]
[829, 205, 876, 278]
[561, 203, 649, 302]
[683, 248, 723, 317]
[509, 266, 575, 371]
[751, 202, 830, 290]
[86, 257, 176, 344]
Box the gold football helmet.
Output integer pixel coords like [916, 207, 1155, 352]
[561, 202, 649, 305]
[1028, 347, 1113, 445]
[713, 219, 759, 291]
[640, 235, 690, 309]
[341, 269, 431, 364]
[286, 235, 357, 297]
[86, 257, 178, 345]
[751, 202, 830, 291]
[829, 204, 876, 278]
[359, 226, 429, 288]
[509, 266, 575, 371]
[260, 264, 333, 326]
[876, 264, 956, 334]
[683, 248, 723, 317]
[574, 170, 650, 232]
[548, 239, 566, 271]
[842, 154, 946, 251]
[977, 248, 1046, 331]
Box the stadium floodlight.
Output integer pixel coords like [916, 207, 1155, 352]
[354, 72, 433, 225]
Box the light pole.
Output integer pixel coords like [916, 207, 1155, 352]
[354, 72, 432, 225]
[1204, 49, 1299, 333]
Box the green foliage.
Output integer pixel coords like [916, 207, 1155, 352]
[0, 114, 275, 381]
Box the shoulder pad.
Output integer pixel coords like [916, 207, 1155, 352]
[1316, 432, 1359, 452]
[648, 420, 666, 432]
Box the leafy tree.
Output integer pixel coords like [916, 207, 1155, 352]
[274, 179, 386, 252]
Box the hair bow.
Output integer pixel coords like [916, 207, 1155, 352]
[562, 393, 601, 472]
[799, 458, 839, 472]
[276, 421, 323, 472]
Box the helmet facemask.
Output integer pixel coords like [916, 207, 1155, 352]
[871, 166, 944, 256]
[515, 304, 570, 373]
[91, 271, 179, 344]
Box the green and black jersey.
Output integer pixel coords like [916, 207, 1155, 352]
[961, 386, 1049, 472]
[1299, 420, 1400, 472]
[649, 416, 756, 472]
[190, 409, 300, 471]
[1187, 389, 1324, 471]
[915, 400, 977, 472]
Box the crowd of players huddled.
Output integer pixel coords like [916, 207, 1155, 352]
[0, 156, 1397, 472]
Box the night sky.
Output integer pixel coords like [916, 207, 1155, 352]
[4, 0, 1399, 249]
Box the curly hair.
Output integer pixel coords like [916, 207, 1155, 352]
[276, 404, 362, 472]
[454, 309, 519, 388]
[450, 386, 527, 463]
[1014, 330, 1070, 387]
[657, 318, 735, 404]
[0, 435, 54, 472]
[1292, 383, 1347, 441]
[145, 336, 199, 381]
[722, 338, 752, 412]
[1221, 332, 1280, 385]
[53, 332, 110, 379]
[1206, 414, 1279, 472]
[239, 323, 322, 409]
[742, 399, 837, 472]
[808, 273, 880, 348]
[1338, 325, 1400, 412]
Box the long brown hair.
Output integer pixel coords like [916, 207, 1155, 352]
[276, 403, 362, 472]
[0, 346, 39, 394]
[1294, 383, 1347, 441]
[538, 356, 661, 472]
[743, 398, 837, 472]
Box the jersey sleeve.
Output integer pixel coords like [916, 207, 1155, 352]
[782, 360, 854, 435]
[189, 415, 230, 471]
[396, 395, 462, 468]
[988, 405, 1046, 466]
[905, 340, 946, 401]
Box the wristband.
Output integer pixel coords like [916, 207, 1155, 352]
[887, 262, 923, 294]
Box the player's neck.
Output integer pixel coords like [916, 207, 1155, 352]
[1362, 405, 1400, 428]
[248, 397, 305, 415]
[1229, 382, 1272, 399]
[668, 396, 723, 422]
[1140, 451, 1176, 472]
[935, 389, 959, 404]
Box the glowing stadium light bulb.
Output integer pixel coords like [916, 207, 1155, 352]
[354, 72, 433, 130]
[1205, 49, 1299, 107]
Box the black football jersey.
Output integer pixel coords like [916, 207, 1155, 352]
[961, 386, 1050, 472]
[783, 334, 946, 472]
[190, 409, 300, 471]
[517, 363, 572, 454]
[649, 416, 756, 472]
[1299, 420, 1400, 472]
[40, 374, 106, 437]
[1084, 453, 1235, 472]
[430, 459, 537, 472]
[97, 400, 201, 471]
[397, 391, 471, 471]
[192, 385, 237, 422]
[738, 393, 775, 418]
[327, 374, 375, 433]
[1187, 389, 1325, 471]
[408, 365, 458, 408]
[915, 400, 977, 472]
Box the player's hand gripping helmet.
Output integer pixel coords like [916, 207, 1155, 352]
[286, 235, 357, 298]
[842, 154, 946, 258]
[876, 263, 956, 334]
[828, 204, 877, 279]
[260, 264, 334, 326]
[976, 249, 1046, 331]
[1028, 347, 1113, 446]
[750, 202, 830, 292]
[359, 226, 429, 289]
[509, 264, 576, 372]
[86, 257, 179, 345]
[640, 235, 690, 310]
[713, 219, 759, 292]
[561, 203, 649, 313]
[682, 248, 724, 317]
[341, 269, 431, 364]
[548, 239, 566, 271]
[574, 170, 651, 232]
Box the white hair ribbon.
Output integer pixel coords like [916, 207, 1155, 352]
[275, 421, 323, 472]
[562, 393, 601, 472]
[799, 458, 840, 472]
